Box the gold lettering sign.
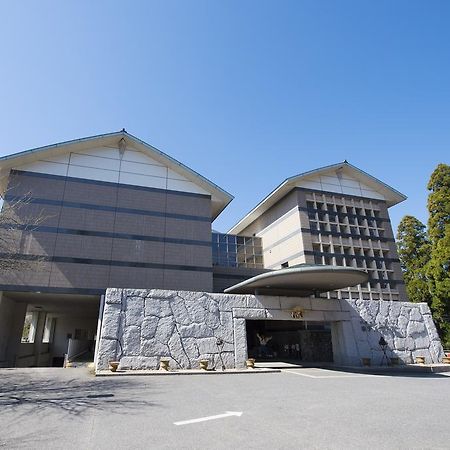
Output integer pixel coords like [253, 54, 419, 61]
[291, 307, 304, 319]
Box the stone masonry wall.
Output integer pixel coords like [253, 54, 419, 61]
[95, 288, 444, 371]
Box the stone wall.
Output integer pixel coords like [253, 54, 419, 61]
[95, 288, 444, 371]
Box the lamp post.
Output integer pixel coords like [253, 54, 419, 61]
[216, 338, 226, 371]
[379, 336, 389, 366]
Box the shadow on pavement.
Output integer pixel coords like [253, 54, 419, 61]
[0, 368, 158, 416]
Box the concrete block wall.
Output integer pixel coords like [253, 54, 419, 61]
[1, 170, 213, 294]
[95, 288, 444, 371]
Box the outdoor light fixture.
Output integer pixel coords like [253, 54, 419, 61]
[216, 338, 226, 371]
[379, 336, 389, 366]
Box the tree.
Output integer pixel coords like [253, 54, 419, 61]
[426, 163, 450, 346]
[0, 189, 47, 272]
[396, 215, 431, 304]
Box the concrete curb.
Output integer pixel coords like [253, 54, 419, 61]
[332, 364, 450, 374]
[95, 368, 280, 377]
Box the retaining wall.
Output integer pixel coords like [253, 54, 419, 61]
[95, 288, 444, 371]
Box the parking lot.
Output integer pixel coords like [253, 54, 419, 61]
[1, 367, 449, 449]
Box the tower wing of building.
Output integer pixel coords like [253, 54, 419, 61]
[228, 161, 407, 234]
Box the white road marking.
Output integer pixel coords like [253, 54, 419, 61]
[174, 411, 243, 426]
[281, 369, 375, 379]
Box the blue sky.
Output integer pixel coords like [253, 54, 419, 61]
[0, 1, 449, 233]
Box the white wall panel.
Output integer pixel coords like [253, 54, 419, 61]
[70, 153, 121, 171]
[120, 160, 168, 178]
[14, 145, 211, 196]
[118, 171, 167, 190]
[77, 147, 119, 159]
[167, 178, 209, 195]
[298, 179, 322, 189]
[42, 154, 71, 164]
[122, 149, 164, 166]
[15, 160, 68, 177]
[167, 168, 190, 181]
[295, 170, 388, 201]
[340, 178, 360, 188]
[67, 165, 119, 183]
[321, 183, 344, 194]
[320, 175, 340, 185]
[76, 146, 120, 159]
[342, 186, 362, 196]
[361, 189, 384, 199]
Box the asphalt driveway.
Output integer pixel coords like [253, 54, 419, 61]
[1, 367, 449, 449]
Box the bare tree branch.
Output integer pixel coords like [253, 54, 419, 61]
[0, 186, 51, 273]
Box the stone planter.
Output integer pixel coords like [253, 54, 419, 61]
[415, 356, 426, 365]
[199, 359, 209, 370]
[159, 359, 170, 371]
[246, 358, 256, 369]
[361, 358, 371, 367]
[109, 361, 120, 372]
[442, 356, 450, 364]
[389, 357, 399, 366]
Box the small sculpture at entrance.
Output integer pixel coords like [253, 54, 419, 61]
[256, 333, 273, 358]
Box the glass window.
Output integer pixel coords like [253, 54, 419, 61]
[21, 311, 39, 343]
[42, 316, 56, 343]
[335, 255, 344, 266]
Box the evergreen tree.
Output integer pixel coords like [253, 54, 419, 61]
[396, 215, 431, 304]
[426, 163, 450, 345]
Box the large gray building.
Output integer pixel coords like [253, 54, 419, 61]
[0, 131, 443, 369]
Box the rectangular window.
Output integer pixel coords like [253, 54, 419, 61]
[42, 316, 56, 343]
[21, 312, 39, 343]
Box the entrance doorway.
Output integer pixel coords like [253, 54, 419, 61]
[246, 320, 333, 364]
[0, 291, 100, 368]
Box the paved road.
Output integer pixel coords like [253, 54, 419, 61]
[1, 367, 449, 449]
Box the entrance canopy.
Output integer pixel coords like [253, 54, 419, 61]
[224, 264, 368, 296]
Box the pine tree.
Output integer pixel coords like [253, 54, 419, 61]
[396, 215, 431, 304]
[426, 163, 450, 346]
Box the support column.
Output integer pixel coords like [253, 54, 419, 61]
[1, 298, 28, 367]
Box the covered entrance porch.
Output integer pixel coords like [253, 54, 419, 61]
[246, 319, 333, 364]
[0, 291, 101, 368]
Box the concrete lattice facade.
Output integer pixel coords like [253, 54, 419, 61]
[231, 164, 407, 302]
[96, 288, 444, 372]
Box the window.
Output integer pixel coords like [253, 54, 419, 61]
[281, 261, 289, 268]
[42, 315, 56, 343]
[21, 312, 39, 343]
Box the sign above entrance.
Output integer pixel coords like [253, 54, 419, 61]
[291, 307, 304, 319]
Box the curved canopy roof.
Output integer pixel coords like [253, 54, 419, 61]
[224, 264, 369, 297]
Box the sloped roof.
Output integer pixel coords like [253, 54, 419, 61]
[0, 130, 233, 219]
[229, 161, 407, 234]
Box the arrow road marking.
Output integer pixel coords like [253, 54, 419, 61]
[174, 411, 243, 426]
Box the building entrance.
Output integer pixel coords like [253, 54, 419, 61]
[0, 291, 100, 368]
[246, 320, 333, 363]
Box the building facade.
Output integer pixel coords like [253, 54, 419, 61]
[0, 131, 443, 369]
[229, 163, 407, 302]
